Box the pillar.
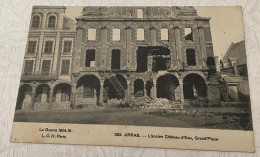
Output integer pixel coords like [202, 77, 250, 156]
[99, 81, 104, 105]
[126, 27, 132, 70]
[48, 88, 54, 109]
[35, 32, 44, 75]
[70, 83, 77, 107]
[52, 32, 61, 75]
[126, 80, 131, 103]
[174, 26, 182, 69]
[31, 87, 36, 110]
[144, 81, 147, 97]
[153, 81, 157, 99]
[179, 79, 184, 103]
[57, 10, 64, 29]
[198, 26, 206, 67]
[41, 11, 47, 29]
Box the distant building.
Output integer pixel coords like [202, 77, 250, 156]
[219, 40, 250, 102]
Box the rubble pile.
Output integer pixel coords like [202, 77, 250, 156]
[105, 98, 126, 107]
[130, 96, 183, 109]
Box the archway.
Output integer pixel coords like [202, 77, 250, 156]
[157, 74, 179, 100]
[183, 73, 207, 99]
[16, 84, 32, 110]
[35, 84, 50, 103]
[104, 74, 127, 101]
[134, 79, 144, 97]
[76, 75, 100, 105]
[53, 83, 71, 102]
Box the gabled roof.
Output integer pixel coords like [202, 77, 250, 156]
[222, 40, 247, 66]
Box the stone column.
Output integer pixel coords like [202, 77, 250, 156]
[101, 27, 107, 69]
[48, 88, 54, 110]
[99, 81, 104, 105]
[31, 87, 36, 110]
[126, 27, 132, 70]
[198, 26, 206, 67]
[52, 32, 61, 75]
[179, 79, 184, 103]
[41, 11, 47, 29]
[57, 10, 64, 29]
[153, 81, 157, 99]
[174, 26, 182, 69]
[35, 32, 44, 75]
[70, 83, 77, 107]
[143, 81, 147, 97]
[126, 80, 131, 103]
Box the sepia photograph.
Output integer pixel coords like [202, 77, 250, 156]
[10, 6, 254, 152]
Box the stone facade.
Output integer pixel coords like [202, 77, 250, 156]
[16, 6, 76, 110]
[71, 6, 220, 107]
[16, 6, 221, 111]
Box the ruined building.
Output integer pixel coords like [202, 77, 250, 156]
[16, 6, 220, 110]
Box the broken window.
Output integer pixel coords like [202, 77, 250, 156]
[186, 49, 196, 66]
[185, 28, 193, 40]
[61, 59, 70, 75]
[137, 9, 143, 19]
[137, 28, 144, 41]
[24, 60, 34, 75]
[27, 41, 37, 54]
[88, 28, 96, 41]
[161, 28, 168, 40]
[32, 15, 40, 28]
[48, 16, 56, 28]
[111, 49, 120, 70]
[112, 29, 120, 41]
[41, 60, 51, 75]
[63, 41, 72, 53]
[134, 79, 144, 97]
[44, 41, 53, 54]
[85, 49, 95, 67]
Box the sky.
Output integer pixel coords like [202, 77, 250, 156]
[65, 6, 245, 59]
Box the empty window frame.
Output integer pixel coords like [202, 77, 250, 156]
[112, 29, 120, 41]
[186, 49, 196, 66]
[83, 85, 94, 98]
[161, 28, 168, 40]
[48, 16, 56, 28]
[137, 9, 143, 19]
[44, 41, 53, 54]
[85, 50, 95, 67]
[184, 28, 193, 40]
[41, 60, 51, 75]
[88, 28, 96, 41]
[60, 59, 70, 75]
[137, 28, 144, 41]
[111, 49, 120, 70]
[27, 41, 37, 54]
[63, 41, 72, 53]
[31, 15, 40, 28]
[24, 60, 34, 75]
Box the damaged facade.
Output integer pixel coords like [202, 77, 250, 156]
[16, 6, 221, 110]
[219, 40, 250, 103]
